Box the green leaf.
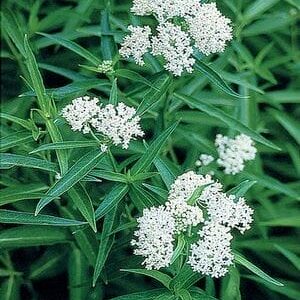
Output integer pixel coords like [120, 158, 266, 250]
[260, 216, 300, 227]
[0, 209, 86, 226]
[95, 183, 129, 220]
[121, 269, 172, 289]
[170, 235, 185, 264]
[244, 0, 280, 20]
[0, 275, 21, 300]
[39, 32, 101, 66]
[131, 122, 179, 175]
[174, 93, 281, 151]
[109, 289, 171, 300]
[24, 34, 50, 113]
[0, 153, 58, 172]
[89, 169, 128, 183]
[30, 140, 99, 153]
[100, 10, 115, 60]
[0, 131, 33, 151]
[68, 247, 90, 300]
[35, 149, 105, 215]
[243, 172, 300, 199]
[137, 73, 172, 115]
[170, 264, 203, 291]
[68, 184, 97, 232]
[269, 109, 300, 145]
[274, 244, 300, 271]
[29, 246, 68, 280]
[93, 205, 117, 286]
[0, 226, 70, 248]
[234, 252, 283, 286]
[227, 180, 257, 198]
[109, 78, 118, 105]
[194, 61, 246, 99]
[0, 113, 33, 131]
[0, 183, 48, 206]
[177, 289, 192, 300]
[221, 268, 241, 300]
[115, 69, 153, 87]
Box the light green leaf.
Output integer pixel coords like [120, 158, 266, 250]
[30, 140, 99, 153]
[194, 61, 246, 99]
[274, 244, 300, 271]
[0, 153, 58, 172]
[95, 183, 129, 220]
[244, 0, 280, 20]
[35, 149, 105, 214]
[0, 131, 33, 151]
[174, 93, 280, 151]
[227, 180, 257, 198]
[131, 122, 179, 175]
[68, 184, 97, 232]
[109, 78, 118, 105]
[0, 209, 86, 226]
[260, 216, 300, 227]
[0, 113, 33, 131]
[0, 226, 70, 248]
[121, 269, 172, 289]
[39, 32, 101, 66]
[234, 252, 283, 286]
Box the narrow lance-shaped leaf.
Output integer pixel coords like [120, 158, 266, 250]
[0, 209, 87, 226]
[93, 205, 118, 286]
[234, 252, 284, 286]
[131, 121, 179, 175]
[194, 61, 246, 99]
[39, 32, 101, 66]
[35, 149, 105, 215]
[68, 183, 97, 232]
[95, 183, 129, 220]
[174, 93, 280, 151]
[0, 153, 58, 173]
[100, 9, 116, 60]
[0, 226, 70, 248]
[121, 269, 172, 289]
[109, 78, 118, 105]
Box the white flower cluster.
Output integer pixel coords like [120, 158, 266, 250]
[119, 25, 151, 66]
[195, 154, 214, 167]
[132, 171, 253, 277]
[188, 222, 234, 278]
[61, 96, 144, 149]
[131, 206, 175, 270]
[120, 1, 232, 75]
[97, 60, 113, 73]
[215, 134, 257, 175]
[61, 96, 99, 134]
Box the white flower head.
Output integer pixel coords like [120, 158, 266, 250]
[187, 3, 233, 55]
[119, 25, 151, 66]
[195, 154, 215, 167]
[61, 96, 100, 134]
[131, 206, 176, 270]
[132, 0, 201, 21]
[152, 22, 195, 76]
[91, 102, 144, 149]
[215, 134, 257, 175]
[168, 171, 214, 203]
[188, 222, 234, 278]
[166, 198, 204, 233]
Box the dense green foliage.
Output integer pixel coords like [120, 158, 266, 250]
[1, 0, 300, 299]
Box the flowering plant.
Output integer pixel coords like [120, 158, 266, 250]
[1, 0, 299, 299]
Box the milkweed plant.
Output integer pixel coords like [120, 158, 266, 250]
[1, 0, 300, 299]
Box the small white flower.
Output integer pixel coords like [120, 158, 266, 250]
[166, 198, 203, 233]
[61, 96, 100, 134]
[215, 134, 257, 175]
[187, 3, 233, 55]
[100, 144, 108, 153]
[62, 97, 144, 149]
[195, 154, 214, 167]
[152, 22, 195, 76]
[168, 171, 214, 203]
[91, 102, 144, 149]
[119, 25, 151, 66]
[97, 60, 113, 73]
[131, 206, 176, 270]
[188, 222, 234, 278]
